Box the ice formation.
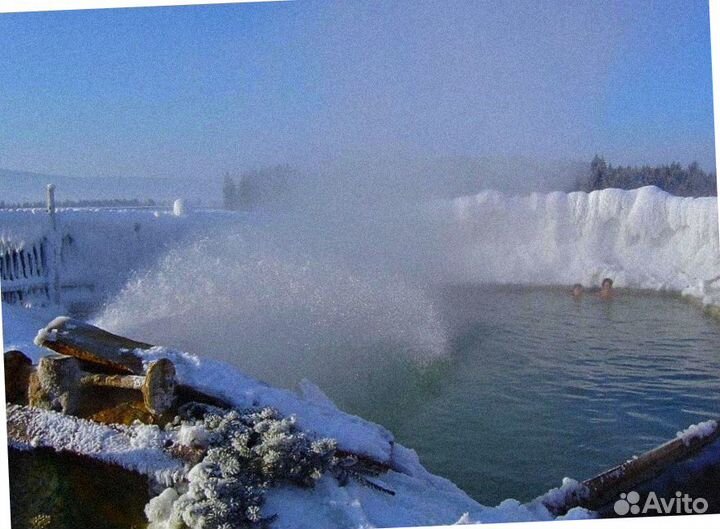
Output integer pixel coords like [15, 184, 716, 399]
[5, 187, 720, 315]
[433, 186, 720, 293]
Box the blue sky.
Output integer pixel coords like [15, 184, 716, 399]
[0, 0, 715, 180]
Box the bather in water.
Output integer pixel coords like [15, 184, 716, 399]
[598, 277, 614, 299]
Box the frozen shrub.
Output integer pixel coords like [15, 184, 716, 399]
[150, 405, 337, 529]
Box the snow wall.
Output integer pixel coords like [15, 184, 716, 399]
[432, 186, 720, 296]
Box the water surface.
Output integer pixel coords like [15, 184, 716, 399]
[319, 286, 720, 505]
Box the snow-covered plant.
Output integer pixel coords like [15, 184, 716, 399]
[147, 404, 337, 529]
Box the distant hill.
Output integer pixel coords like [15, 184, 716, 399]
[0, 168, 221, 206]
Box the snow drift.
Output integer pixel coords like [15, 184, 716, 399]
[433, 186, 720, 293]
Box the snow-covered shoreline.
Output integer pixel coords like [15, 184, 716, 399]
[4, 312, 595, 527]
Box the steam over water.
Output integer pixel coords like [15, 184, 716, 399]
[96, 229, 448, 388]
[95, 185, 720, 391]
[96, 169, 455, 385]
[90, 185, 720, 504]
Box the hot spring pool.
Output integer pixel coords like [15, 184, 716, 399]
[302, 286, 720, 505]
[92, 284, 720, 506]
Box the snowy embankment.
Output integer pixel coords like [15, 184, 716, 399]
[2, 315, 594, 528]
[6, 400, 591, 528]
[435, 186, 720, 302]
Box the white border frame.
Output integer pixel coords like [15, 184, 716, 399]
[1, 1, 719, 528]
[0, 0, 279, 14]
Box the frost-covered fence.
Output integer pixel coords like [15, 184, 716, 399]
[1, 185, 62, 304]
[0, 238, 52, 303]
[2, 187, 203, 307]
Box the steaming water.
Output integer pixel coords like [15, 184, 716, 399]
[95, 232, 448, 386]
[97, 245, 720, 507]
[342, 285, 720, 505]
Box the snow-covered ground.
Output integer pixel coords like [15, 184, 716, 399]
[4, 313, 594, 528]
[3, 186, 720, 527]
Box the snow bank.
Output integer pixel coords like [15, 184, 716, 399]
[4, 186, 720, 293]
[6, 403, 593, 529]
[434, 186, 720, 294]
[137, 346, 395, 464]
[4, 339, 595, 529]
[6, 404, 183, 486]
[15, 397, 716, 527]
[260, 455, 593, 529]
[7, 315, 596, 528]
[4, 187, 719, 311]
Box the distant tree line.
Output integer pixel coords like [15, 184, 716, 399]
[223, 164, 296, 211]
[0, 198, 161, 209]
[575, 155, 716, 196]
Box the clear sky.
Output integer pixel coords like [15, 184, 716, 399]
[0, 0, 715, 180]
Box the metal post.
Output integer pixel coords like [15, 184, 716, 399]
[46, 184, 61, 304]
[46, 184, 56, 231]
